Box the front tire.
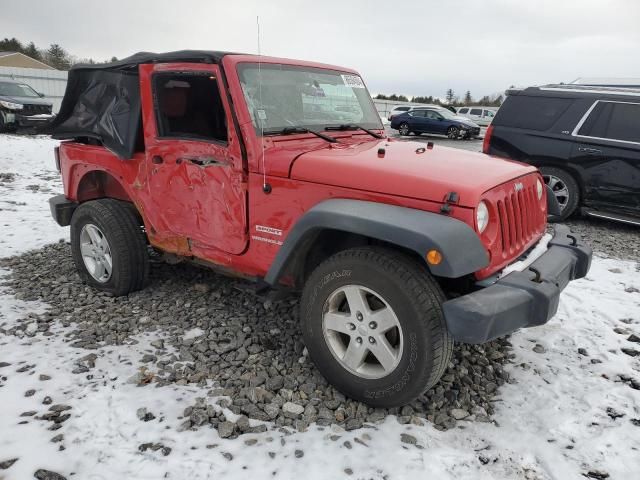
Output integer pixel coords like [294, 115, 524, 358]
[447, 126, 460, 139]
[398, 122, 410, 136]
[300, 247, 453, 408]
[70, 199, 149, 296]
[540, 167, 580, 221]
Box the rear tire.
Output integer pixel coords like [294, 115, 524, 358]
[70, 199, 149, 296]
[398, 122, 410, 136]
[300, 247, 453, 408]
[540, 167, 580, 221]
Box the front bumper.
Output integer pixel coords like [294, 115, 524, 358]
[443, 225, 592, 344]
[16, 113, 55, 127]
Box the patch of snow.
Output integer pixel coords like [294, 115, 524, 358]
[0, 135, 65, 257]
[183, 327, 205, 341]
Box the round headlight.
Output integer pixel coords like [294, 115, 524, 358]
[476, 201, 489, 233]
[536, 179, 544, 200]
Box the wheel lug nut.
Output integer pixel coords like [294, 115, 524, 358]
[356, 312, 363, 321]
[368, 336, 376, 344]
[347, 323, 356, 331]
[368, 321, 377, 329]
[356, 337, 362, 344]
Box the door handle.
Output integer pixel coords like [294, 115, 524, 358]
[180, 156, 229, 167]
[578, 147, 602, 155]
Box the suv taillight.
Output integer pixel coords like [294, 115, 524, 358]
[482, 125, 493, 154]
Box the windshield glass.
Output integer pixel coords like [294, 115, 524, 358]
[238, 63, 381, 134]
[0, 82, 40, 98]
[434, 108, 457, 119]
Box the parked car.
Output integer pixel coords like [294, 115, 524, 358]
[390, 107, 481, 138]
[48, 51, 591, 408]
[484, 84, 640, 224]
[0, 79, 54, 132]
[456, 106, 497, 126]
[387, 104, 439, 121]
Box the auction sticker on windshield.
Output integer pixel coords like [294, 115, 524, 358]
[341, 74, 365, 89]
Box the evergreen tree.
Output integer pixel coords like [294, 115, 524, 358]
[0, 37, 24, 52]
[45, 44, 71, 70]
[464, 90, 472, 105]
[445, 88, 455, 104]
[24, 42, 43, 62]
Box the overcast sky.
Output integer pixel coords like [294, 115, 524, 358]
[2, 0, 639, 99]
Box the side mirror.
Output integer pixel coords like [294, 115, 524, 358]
[38, 92, 45, 98]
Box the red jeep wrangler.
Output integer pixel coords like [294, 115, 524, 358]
[48, 51, 591, 407]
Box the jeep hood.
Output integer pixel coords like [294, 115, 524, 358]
[290, 139, 538, 207]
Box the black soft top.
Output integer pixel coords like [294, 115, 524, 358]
[69, 50, 239, 72]
[50, 50, 246, 159]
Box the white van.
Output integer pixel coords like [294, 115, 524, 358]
[456, 106, 497, 126]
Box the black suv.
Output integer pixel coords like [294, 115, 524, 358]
[484, 85, 640, 225]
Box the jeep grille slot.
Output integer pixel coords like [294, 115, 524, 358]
[498, 185, 539, 255]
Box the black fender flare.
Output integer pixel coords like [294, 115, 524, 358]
[264, 199, 489, 285]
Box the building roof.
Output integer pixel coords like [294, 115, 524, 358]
[0, 51, 55, 70]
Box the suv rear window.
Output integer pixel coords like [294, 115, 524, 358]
[579, 101, 640, 143]
[494, 96, 573, 131]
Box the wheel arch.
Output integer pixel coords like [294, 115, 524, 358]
[539, 164, 585, 205]
[264, 199, 489, 288]
[75, 169, 133, 203]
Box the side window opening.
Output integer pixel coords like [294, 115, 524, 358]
[154, 73, 228, 142]
[458, 108, 469, 114]
[470, 108, 482, 115]
[577, 102, 611, 137]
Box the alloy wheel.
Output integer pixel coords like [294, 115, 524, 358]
[79, 223, 113, 283]
[543, 174, 570, 210]
[322, 284, 404, 379]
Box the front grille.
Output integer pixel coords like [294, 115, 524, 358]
[21, 104, 52, 115]
[496, 185, 540, 255]
[476, 173, 547, 279]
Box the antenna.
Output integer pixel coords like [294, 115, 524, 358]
[257, 16, 269, 193]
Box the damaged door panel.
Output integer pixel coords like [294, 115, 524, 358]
[139, 62, 248, 255]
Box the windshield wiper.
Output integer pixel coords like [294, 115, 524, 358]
[267, 126, 337, 143]
[325, 124, 384, 139]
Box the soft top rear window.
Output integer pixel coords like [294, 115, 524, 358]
[493, 95, 573, 131]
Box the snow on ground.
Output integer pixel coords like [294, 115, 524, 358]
[0, 135, 639, 479]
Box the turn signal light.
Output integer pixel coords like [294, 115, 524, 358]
[426, 249, 442, 265]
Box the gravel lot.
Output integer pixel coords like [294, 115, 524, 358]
[0, 242, 513, 438]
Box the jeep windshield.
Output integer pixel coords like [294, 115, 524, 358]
[237, 63, 382, 135]
[0, 81, 40, 98]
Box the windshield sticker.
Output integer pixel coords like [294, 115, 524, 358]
[257, 109, 267, 120]
[341, 74, 365, 89]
